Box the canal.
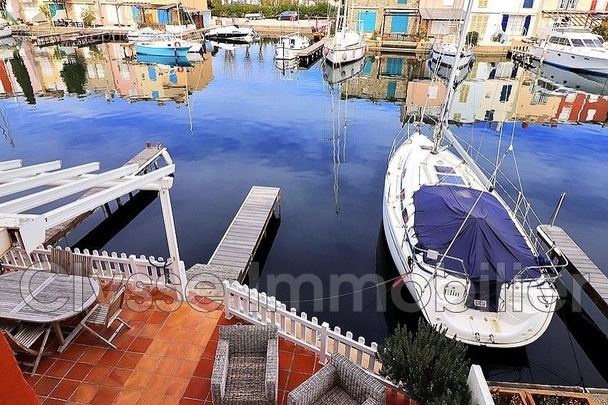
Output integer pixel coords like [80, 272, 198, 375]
[0, 37, 607, 387]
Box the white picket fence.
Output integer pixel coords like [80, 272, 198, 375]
[222, 280, 395, 384]
[1, 246, 188, 297]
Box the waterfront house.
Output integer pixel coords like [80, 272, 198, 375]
[348, 0, 420, 39]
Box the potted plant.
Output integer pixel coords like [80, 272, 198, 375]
[378, 319, 471, 405]
[81, 7, 96, 27]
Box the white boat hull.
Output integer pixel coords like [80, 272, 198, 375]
[0, 26, 11, 38]
[323, 43, 366, 65]
[383, 133, 558, 348]
[429, 43, 474, 70]
[529, 45, 608, 75]
[323, 31, 366, 65]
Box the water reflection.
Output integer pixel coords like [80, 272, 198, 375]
[2, 39, 608, 126]
[136, 54, 192, 67]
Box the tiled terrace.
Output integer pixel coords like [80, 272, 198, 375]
[16, 286, 411, 404]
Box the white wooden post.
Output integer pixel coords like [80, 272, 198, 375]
[319, 322, 329, 364]
[158, 188, 187, 298]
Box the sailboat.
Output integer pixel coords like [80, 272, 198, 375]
[383, 0, 564, 348]
[323, 0, 366, 65]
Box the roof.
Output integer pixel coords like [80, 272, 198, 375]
[412, 184, 540, 282]
[419, 7, 464, 20]
[156, 2, 203, 12]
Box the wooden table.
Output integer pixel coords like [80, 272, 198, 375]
[0, 271, 99, 345]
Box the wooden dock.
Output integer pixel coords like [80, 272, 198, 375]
[537, 224, 608, 318]
[297, 38, 325, 66]
[44, 144, 169, 245]
[187, 186, 281, 298]
[34, 31, 123, 48]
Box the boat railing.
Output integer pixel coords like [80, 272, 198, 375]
[412, 246, 469, 277]
[388, 115, 437, 162]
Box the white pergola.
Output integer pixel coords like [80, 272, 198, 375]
[0, 150, 184, 292]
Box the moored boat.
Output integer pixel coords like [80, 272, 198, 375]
[323, 0, 366, 65]
[383, 0, 564, 348]
[135, 34, 193, 58]
[528, 27, 608, 75]
[429, 41, 474, 71]
[275, 32, 311, 60]
[205, 25, 259, 43]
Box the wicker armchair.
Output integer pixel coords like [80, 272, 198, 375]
[211, 324, 278, 405]
[288, 353, 386, 405]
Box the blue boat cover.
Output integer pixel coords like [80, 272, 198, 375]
[413, 185, 540, 282]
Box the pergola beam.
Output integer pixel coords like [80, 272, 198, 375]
[0, 163, 101, 198]
[0, 160, 23, 171]
[0, 164, 138, 214]
[44, 165, 175, 228]
[0, 161, 62, 182]
[43, 176, 172, 191]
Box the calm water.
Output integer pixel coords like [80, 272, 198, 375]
[1, 39, 607, 387]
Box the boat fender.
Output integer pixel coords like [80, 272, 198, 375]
[174, 41, 181, 47]
[342, 53, 347, 61]
[177, 67, 184, 72]
[406, 256, 413, 273]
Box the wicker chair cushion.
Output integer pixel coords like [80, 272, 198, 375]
[224, 353, 267, 401]
[321, 386, 359, 405]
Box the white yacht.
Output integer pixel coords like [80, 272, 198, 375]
[529, 27, 608, 75]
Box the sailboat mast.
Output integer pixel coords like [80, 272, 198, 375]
[432, 0, 474, 152]
[334, 0, 342, 35]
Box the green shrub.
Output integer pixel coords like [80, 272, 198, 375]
[210, 2, 328, 19]
[378, 319, 472, 405]
[592, 21, 608, 42]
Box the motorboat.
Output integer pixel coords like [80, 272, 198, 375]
[205, 25, 259, 43]
[383, 0, 564, 348]
[322, 57, 366, 86]
[429, 41, 474, 71]
[275, 32, 311, 60]
[127, 27, 162, 43]
[135, 34, 193, 58]
[528, 27, 608, 75]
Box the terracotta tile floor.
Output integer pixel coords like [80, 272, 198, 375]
[16, 287, 411, 404]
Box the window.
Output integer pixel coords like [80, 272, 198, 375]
[505, 15, 525, 36]
[499, 84, 513, 102]
[558, 0, 577, 8]
[478, 0, 488, 7]
[398, 0, 407, 4]
[453, 112, 462, 121]
[583, 38, 597, 47]
[531, 92, 548, 105]
[549, 36, 560, 44]
[522, 0, 534, 7]
[571, 38, 584, 46]
[459, 84, 470, 103]
[469, 14, 488, 36]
